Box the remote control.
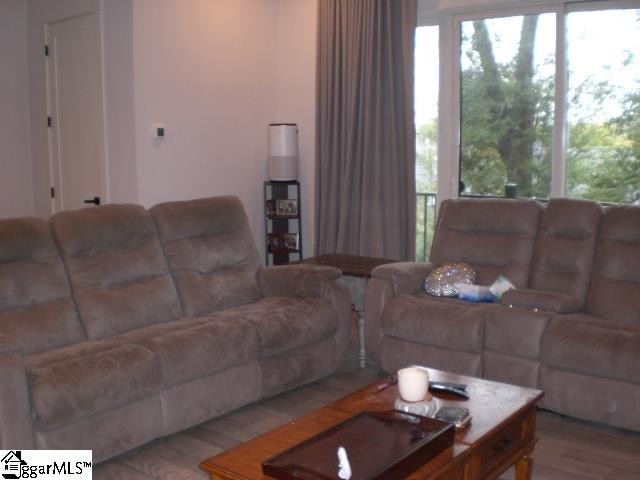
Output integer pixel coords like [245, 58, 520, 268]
[429, 381, 468, 391]
[429, 383, 470, 399]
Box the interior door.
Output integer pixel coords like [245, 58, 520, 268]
[46, 11, 106, 212]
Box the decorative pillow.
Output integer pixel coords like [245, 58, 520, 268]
[424, 262, 478, 297]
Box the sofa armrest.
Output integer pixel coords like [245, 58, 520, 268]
[0, 335, 35, 449]
[501, 289, 583, 314]
[258, 264, 351, 361]
[371, 262, 436, 296]
[258, 264, 342, 300]
[365, 262, 434, 367]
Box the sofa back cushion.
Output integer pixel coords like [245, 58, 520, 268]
[150, 196, 261, 317]
[52, 205, 183, 339]
[0, 218, 86, 353]
[586, 205, 640, 324]
[529, 198, 602, 302]
[430, 198, 543, 287]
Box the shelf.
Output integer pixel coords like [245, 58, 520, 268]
[264, 181, 302, 266]
[263, 180, 299, 185]
[268, 248, 301, 254]
[266, 214, 300, 220]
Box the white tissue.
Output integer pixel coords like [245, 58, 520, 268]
[337, 446, 352, 480]
[489, 275, 515, 299]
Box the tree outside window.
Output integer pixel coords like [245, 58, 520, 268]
[457, 9, 640, 204]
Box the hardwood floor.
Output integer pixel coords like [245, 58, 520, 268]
[95, 360, 640, 480]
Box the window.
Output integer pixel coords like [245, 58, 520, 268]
[415, 25, 439, 260]
[566, 8, 640, 204]
[416, 1, 640, 206]
[460, 13, 555, 199]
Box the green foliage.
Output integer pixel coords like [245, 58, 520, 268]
[415, 121, 438, 261]
[456, 18, 639, 204]
[416, 121, 438, 193]
[415, 194, 436, 262]
[567, 91, 640, 204]
[613, 89, 640, 155]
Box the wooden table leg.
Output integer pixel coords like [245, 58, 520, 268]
[358, 312, 366, 368]
[515, 454, 534, 480]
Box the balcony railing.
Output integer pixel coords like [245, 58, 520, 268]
[416, 192, 437, 262]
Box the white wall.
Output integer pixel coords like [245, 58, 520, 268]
[103, 0, 138, 204]
[273, 0, 317, 257]
[131, 0, 317, 259]
[0, 0, 34, 218]
[131, 0, 278, 244]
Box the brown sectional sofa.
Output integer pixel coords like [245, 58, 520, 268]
[366, 197, 640, 432]
[0, 196, 350, 461]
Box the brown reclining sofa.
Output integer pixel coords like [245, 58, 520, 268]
[366, 197, 640, 432]
[0, 196, 350, 461]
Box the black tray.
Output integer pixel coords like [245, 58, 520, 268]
[262, 410, 455, 480]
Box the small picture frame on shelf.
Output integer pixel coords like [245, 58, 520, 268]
[265, 200, 276, 217]
[267, 232, 299, 252]
[267, 233, 282, 251]
[276, 199, 298, 216]
[282, 233, 299, 250]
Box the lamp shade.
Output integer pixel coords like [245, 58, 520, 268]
[268, 123, 298, 181]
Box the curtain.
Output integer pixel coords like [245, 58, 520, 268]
[315, 0, 417, 261]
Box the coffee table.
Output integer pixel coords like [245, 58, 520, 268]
[200, 368, 544, 480]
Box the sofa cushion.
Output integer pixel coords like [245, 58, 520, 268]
[26, 342, 161, 431]
[108, 316, 259, 387]
[528, 198, 601, 303]
[215, 296, 337, 357]
[585, 205, 640, 325]
[52, 205, 183, 339]
[0, 218, 85, 354]
[541, 314, 640, 384]
[381, 293, 486, 354]
[430, 198, 542, 288]
[150, 196, 261, 317]
[484, 304, 551, 359]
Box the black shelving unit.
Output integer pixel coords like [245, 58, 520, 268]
[264, 180, 302, 265]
